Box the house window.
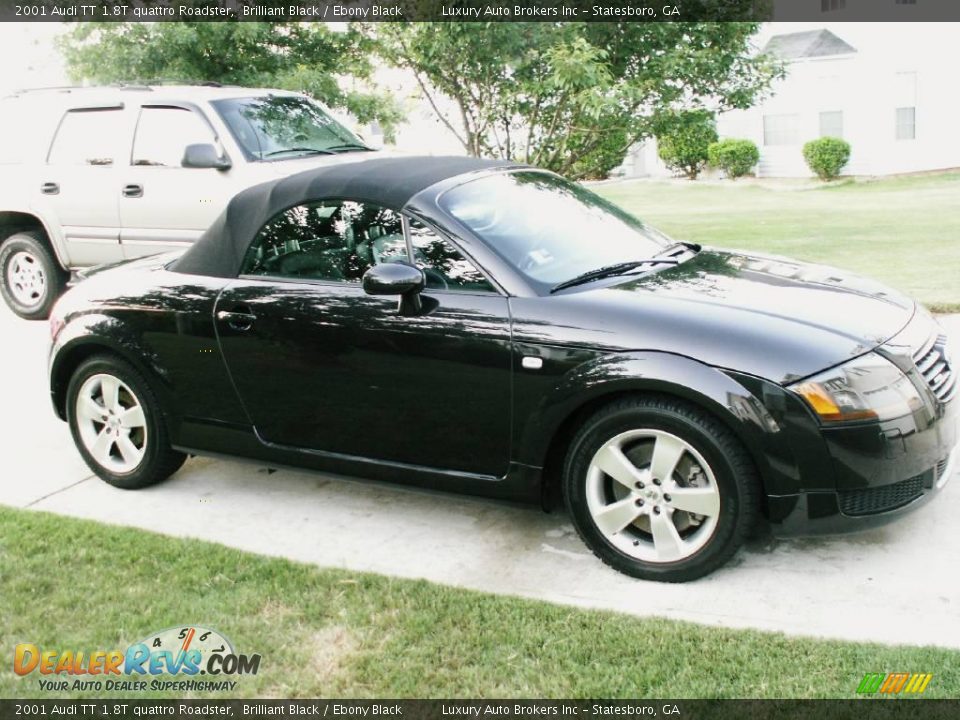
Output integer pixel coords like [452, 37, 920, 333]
[763, 114, 800, 146]
[819, 111, 844, 138]
[821, 0, 846, 11]
[896, 107, 916, 140]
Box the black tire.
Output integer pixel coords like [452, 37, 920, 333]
[0, 230, 68, 320]
[563, 395, 760, 582]
[66, 355, 186, 489]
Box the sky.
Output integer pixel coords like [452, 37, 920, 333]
[0, 23, 69, 96]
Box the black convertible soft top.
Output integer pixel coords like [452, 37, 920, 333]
[171, 155, 519, 278]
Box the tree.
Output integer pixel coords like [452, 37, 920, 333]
[656, 110, 718, 180]
[379, 22, 782, 179]
[59, 23, 405, 140]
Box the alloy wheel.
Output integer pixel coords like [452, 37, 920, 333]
[585, 429, 721, 563]
[75, 373, 148, 474]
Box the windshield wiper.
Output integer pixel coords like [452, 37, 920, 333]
[325, 143, 375, 152]
[550, 259, 680, 294]
[263, 148, 335, 158]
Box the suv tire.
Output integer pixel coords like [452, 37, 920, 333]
[0, 231, 67, 320]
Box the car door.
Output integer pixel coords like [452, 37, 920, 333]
[34, 105, 131, 266]
[214, 199, 514, 477]
[119, 104, 240, 260]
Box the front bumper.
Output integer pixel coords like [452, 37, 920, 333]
[765, 309, 958, 537]
[769, 442, 956, 536]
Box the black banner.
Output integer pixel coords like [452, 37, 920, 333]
[2, 700, 960, 719]
[4, 0, 960, 23]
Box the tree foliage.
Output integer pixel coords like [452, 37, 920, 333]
[655, 110, 718, 180]
[378, 22, 782, 179]
[58, 23, 405, 139]
[708, 138, 760, 179]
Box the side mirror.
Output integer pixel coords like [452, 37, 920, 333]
[182, 143, 232, 171]
[362, 263, 426, 315]
[362, 263, 425, 296]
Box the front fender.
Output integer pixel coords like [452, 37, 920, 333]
[514, 350, 802, 497]
[49, 312, 174, 420]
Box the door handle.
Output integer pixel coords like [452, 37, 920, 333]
[122, 184, 144, 198]
[216, 308, 257, 331]
[41, 182, 59, 195]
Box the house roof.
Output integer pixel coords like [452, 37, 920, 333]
[764, 30, 857, 60]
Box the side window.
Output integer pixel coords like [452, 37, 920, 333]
[408, 218, 494, 293]
[243, 200, 405, 282]
[133, 107, 217, 167]
[48, 109, 125, 166]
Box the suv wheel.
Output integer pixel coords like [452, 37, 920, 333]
[0, 231, 67, 320]
[563, 395, 759, 582]
[67, 355, 186, 489]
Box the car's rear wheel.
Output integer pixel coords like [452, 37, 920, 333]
[563, 395, 759, 582]
[67, 355, 186, 489]
[0, 231, 67, 320]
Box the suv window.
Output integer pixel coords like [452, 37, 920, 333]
[133, 107, 217, 167]
[211, 96, 367, 161]
[243, 201, 406, 282]
[48, 108, 125, 166]
[409, 219, 494, 293]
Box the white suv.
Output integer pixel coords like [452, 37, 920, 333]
[0, 85, 380, 318]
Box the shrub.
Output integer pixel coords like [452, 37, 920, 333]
[707, 138, 760, 179]
[655, 110, 718, 180]
[802, 137, 851, 180]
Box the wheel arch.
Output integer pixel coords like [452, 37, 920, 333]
[530, 352, 777, 513]
[50, 324, 174, 424]
[0, 212, 65, 268]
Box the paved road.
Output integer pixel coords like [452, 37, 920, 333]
[3, 303, 958, 648]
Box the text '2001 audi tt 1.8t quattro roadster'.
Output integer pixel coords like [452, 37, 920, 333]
[48, 156, 957, 581]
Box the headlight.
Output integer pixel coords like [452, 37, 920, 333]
[790, 353, 924, 423]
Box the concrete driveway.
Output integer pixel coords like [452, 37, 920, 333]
[3, 304, 958, 649]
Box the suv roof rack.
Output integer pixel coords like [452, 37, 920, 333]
[10, 83, 155, 96]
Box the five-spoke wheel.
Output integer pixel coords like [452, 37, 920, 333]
[67, 355, 186, 489]
[586, 429, 721, 564]
[564, 395, 759, 582]
[75, 373, 148, 474]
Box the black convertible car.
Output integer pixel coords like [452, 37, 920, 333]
[48, 156, 957, 581]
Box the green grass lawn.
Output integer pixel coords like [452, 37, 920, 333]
[2, 506, 959, 699]
[595, 172, 960, 313]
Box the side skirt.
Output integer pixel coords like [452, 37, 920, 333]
[173, 419, 543, 504]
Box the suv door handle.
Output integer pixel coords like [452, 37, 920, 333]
[122, 184, 144, 198]
[217, 308, 257, 331]
[41, 182, 59, 195]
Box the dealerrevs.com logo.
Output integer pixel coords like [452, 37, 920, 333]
[14, 626, 261, 693]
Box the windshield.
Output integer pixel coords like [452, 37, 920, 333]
[211, 95, 367, 161]
[439, 171, 673, 291]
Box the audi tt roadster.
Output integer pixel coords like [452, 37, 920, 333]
[48, 156, 957, 581]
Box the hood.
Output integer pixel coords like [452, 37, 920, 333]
[544, 248, 916, 384]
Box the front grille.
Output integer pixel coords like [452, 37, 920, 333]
[937, 457, 949, 481]
[838, 475, 924, 516]
[912, 333, 956, 403]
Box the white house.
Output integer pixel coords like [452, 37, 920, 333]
[622, 22, 960, 178]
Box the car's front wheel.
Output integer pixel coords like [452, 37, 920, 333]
[67, 355, 186, 489]
[564, 395, 759, 582]
[0, 231, 67, 320]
